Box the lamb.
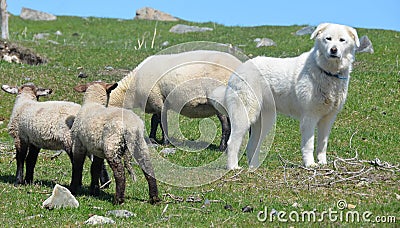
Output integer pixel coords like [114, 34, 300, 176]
[108, 50, 243, 151]
[2, 83, 110, 186]
[70, 81, 160, 205]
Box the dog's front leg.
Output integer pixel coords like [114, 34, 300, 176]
[300, 116, 318, 167]
[316, 113, 337, 165]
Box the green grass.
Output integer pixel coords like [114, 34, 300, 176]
[0, 15, 399, 227]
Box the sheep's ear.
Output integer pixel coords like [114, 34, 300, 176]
[73, 84, 88, 93]
[346, 26, 360, 48]
[105, 83, 118, 94]
[310, 23, 330, 40]
[36, 88, 52, 97]
[1, 85, 19, 94]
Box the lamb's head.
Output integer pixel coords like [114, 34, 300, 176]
[74, 81, 118, 106]
[2, 83, 52, 101]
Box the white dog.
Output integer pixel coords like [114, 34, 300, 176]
[215, 23, 360, 169]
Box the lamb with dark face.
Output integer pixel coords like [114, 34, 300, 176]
[70, 81, 160, 205]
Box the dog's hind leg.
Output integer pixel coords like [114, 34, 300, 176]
[317, 112, 337, 165]
[246, 108, 276, 169]
[226, 101, 250, 170]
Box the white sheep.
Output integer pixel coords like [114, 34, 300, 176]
[70, 81, 160, 205]
[108, 50, 242, 151]
[2, 83, 110, 186]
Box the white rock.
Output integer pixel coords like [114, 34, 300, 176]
[106, 209, 136, 218]
[356, 35, 374, 54]
[255, 38, 276, 48]
[84, 215, 115, 225]
[160, 148, 176, 155]
[42, 184, 79, 209]
[169, 24, 213, 34]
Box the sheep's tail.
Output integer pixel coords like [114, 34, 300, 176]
[125, 127, 160, 204]
[208, 85, 228, 116]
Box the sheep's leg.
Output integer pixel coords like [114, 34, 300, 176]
[149, 114, 160, 143]
[217, 113, 231, 151]
[161, 107, 170, 145]
[106, 154, 125, 205]
[89, 156, 103, 196]
[25, 145, 40, 184]
[14, 139, 28, 186]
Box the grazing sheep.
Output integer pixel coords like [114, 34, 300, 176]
[70, 81, 160, 205]
[2, 83, 110, 186]
[108, 50, 242, 150]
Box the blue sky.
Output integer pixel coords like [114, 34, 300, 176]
[7, 0, 400, 31]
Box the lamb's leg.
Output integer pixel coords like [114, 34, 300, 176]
[69, 140, 86, 195]
[25, 145, 40, 184]
[106, 153, 126, 205]
[89, 156, 103, 196]
[131, 133, 160, 204]
[99, 162, 110, 188]
[161, 106, 170, 145]
[217, 113, 231, 151]
[14, 139, 28, 186]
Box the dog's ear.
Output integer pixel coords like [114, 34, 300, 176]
[346, 26, 360, 48]
[310, 23, 330, 40]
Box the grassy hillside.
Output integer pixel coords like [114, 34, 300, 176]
[0, 15, 399, 226]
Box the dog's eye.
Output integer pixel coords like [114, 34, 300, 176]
[339, 38, 346, 42]
[325, 37, 332, 41]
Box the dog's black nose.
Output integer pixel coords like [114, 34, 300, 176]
[330, 47, 338, 54]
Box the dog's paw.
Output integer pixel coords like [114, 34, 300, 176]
[318, 160, 328, 166]
[226, 164, 242, 170]
[305, 162, 319, 168]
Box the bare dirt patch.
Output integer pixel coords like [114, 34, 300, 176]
[0, 40, 47, 65]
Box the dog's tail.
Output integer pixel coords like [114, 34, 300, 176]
[208, 86, 228, 116]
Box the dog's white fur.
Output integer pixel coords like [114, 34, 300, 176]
[219, 23, 360, 169]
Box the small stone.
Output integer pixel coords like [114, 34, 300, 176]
[106, 210, 136, 218]
[395, 193, 400, 200]
[33, 33, 50, 40]
[161, 41, 170, 47]
[242, 205, 253, 213]
[25, 214, 44, 220]
[224, 204, 233, 211]
[254, 38, 276, 48]
[47, 40, 59, 45]
[84, 215, 115, 225]
[78, 72, 87, 78]
[295, 26, 316, 36]
[347, 204, 357, 209]
[292, 202, 301, 208]
[160, 148, 176, 155]
[169, 24, 213, 34]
